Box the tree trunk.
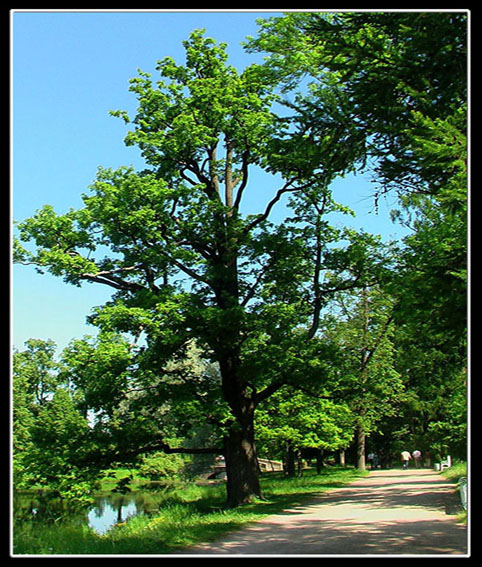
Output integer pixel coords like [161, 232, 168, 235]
[316, 448, 325, 474]
[356, 423, 366, 471]
[339, 450, 346, 466]
[296, 448, 303, 478]
[218, 350, 263, 506]
[213, 247, 263, 507]
[223, 410, 262, 507]
[284, 442, 296, 477]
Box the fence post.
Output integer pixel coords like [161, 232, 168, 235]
[459, 477, 467, 511]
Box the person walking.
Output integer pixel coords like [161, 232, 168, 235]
[367, 453, 379, 470]
[372, 453, 379, 469]
[401, 450, 412, 469]
[412, 449, 422, 469]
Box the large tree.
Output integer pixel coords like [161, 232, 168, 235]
[247, 11, 467, 203]
[15, 30, 384, 506]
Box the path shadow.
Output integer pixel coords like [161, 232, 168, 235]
[192, 516, 467, 555]
[180, 470, 468, 556]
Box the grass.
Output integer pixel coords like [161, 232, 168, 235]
[13, 466, 367, 555]
[441, 461, 468, 525]
[440, 461, 467, 483]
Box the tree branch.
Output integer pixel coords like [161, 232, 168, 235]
[244, 183, 297, 234]
[79, 438, 223, 469]
[244, 177, 315, 234]
[241, 269, 265, 308]
[233, 149, 250, 211]
[306, 197, 329, 340]
[155, 441, 222, 456]
[78, 263, 146, 291]
[240, 255, 277, 307]
[361, 311, 395, 372]
[254, 380, 286, 406]
[225, 142, 234, 210]
[79, 274, 137, 291]
[185, 159, 220, 202]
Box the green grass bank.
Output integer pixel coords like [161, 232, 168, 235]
[13, 466, 367, 555]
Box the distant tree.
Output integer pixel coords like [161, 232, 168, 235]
[255, 387, 354, 475]
[387, 318, 467, 462]
[325, 287, 405, 471]
[26, 387, 96, 502]
[12, 340, 96, 501]
[13, 339, 60, 487]
[13, 339, 60, 406]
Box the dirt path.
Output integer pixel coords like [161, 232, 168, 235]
[182, 469, 468, 556]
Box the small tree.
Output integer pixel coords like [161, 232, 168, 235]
[256, 387, 354, 475]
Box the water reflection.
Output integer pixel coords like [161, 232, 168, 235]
[88, 495, 141, 534]
[14, 490, 163, 535]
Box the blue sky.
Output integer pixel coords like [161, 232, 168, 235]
[12, 10, 407, 352]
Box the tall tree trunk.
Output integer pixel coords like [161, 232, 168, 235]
[214, 238, 263, 507]
[217, 332, 262, 506]
[356, 423, 366, 471]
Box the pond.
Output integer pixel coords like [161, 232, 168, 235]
[87, 494, 147, 534]
[13, 490, 164, 535]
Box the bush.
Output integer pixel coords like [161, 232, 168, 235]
[137, 452, 186, 482]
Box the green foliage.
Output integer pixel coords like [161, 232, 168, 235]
[26, 387, 97, 503]
[60, 332, 134, 416]
[247, 12, 467, 203]
[441, 461, 467, 484]
[327, 288, 405, 432]
[256, 388, 354, 458]
[138, 451, 187, 482]
[13, 340, 61, 488]
[13, 21, 467, 504]
[247, 11, 467, 463]
[117, 29, 279, 176]
[13, 339, 60, 405]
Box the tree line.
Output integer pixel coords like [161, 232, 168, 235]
[14, 12, 467, 507]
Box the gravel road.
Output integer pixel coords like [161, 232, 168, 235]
[181, 469, 468, 556]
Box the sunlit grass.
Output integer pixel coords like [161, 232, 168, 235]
[441, 462, 468, 525]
